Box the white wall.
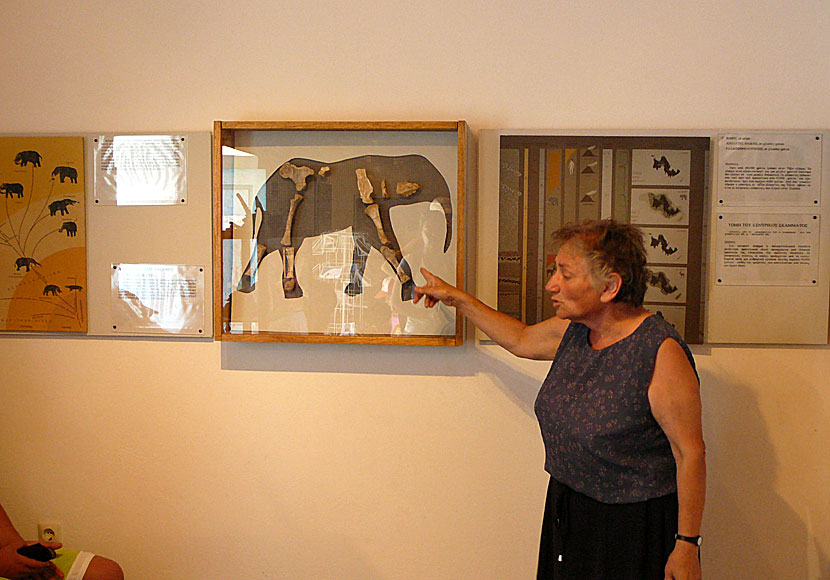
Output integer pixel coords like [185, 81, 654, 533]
[1, 2, 828, 578]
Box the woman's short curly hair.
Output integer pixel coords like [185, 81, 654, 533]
[552, 219, 648, 308]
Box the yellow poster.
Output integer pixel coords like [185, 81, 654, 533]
[0, 136, 86, 331]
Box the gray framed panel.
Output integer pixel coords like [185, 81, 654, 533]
[706, 131, 829, 344]
[85, 132, 213, 337]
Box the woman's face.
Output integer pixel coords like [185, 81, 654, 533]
[544, 241, 604, 322]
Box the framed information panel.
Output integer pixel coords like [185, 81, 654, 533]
[481, 131, 710, 344]
[213, 121, 468, 345]
[707, 131, 829, 344]
[85, 132, 213, 337]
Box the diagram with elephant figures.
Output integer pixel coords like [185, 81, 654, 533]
[0, 136, 86, 332]
[215, 123, 465, 344]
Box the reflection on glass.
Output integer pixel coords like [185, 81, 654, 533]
[222, 137, 457, 337]
[111, 263, 204, 334]
[95, 135, 187, 205]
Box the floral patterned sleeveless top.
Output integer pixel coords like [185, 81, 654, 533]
[534, 314, 697, 504]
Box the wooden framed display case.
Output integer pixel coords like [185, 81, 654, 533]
[213, 121, 467, 345]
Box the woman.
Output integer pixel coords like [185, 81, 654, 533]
[414, 220, 705, 580]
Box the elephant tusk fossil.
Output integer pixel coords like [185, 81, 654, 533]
[363, 203, 390, 246]
[281, 193, 304, 246]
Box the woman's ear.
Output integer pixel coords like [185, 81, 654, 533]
[600, 272, 622, 303]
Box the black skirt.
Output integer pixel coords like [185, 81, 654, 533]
[537, 477, 679, 580]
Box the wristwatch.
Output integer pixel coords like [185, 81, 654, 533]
[675, 533, 702, 547]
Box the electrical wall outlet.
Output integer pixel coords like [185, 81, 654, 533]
[38, 522, 62, 543]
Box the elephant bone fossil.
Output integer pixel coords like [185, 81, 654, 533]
[396, 182, 420, 197]
[282, 246, 297, 292]
[280, 193, 304, 246]
[235, 153, 453, 302]
[363, 203, 390, 246]
[381, 179, 390, 198]
[356, 168, 374, 204]
[364, 204, 411, 285]
[319, 166, 330, 176]
[278, 162, 315, 192]
[379, 246, 411, 284]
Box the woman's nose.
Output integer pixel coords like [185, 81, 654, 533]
[545, 273, 558, 292]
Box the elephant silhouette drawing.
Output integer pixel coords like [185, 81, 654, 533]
[43, 284, 61, 296]
[652, 155, 681, 178]
[0, 183, 24, 198]
[51, 166, 78, 183]
[14, 150, 42, 167]
[49, 198, 78, 216]
[59, 221, 78, 237]
[15, 257, 40, 271]
[236, 154, 452, 302]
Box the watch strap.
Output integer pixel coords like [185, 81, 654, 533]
[674, 533, 702, 547]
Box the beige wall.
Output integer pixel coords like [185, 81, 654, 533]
[2, 2, 828, 579]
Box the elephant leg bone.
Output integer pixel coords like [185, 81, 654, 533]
[379, 246, 411, 285]
[356, 168, 374, 204]
[363, 203, 390, 246]
[363, 204, 411, 285]
[279, 194, 303, 296]
[280, 193, 304, 246]
[282, 246, 297, 292]
[280, 245, 303, 298]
